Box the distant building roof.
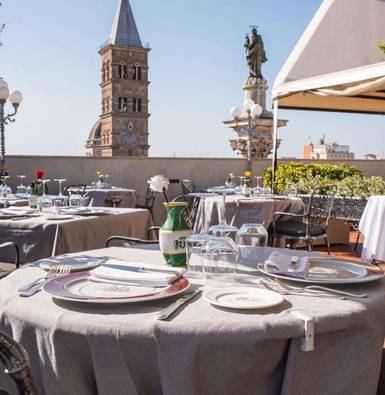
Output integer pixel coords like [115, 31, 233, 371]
[109, 0, 142, 48]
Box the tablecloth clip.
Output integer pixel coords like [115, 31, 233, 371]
[290, 310, 315, 352]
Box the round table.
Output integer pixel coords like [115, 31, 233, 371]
[0, 247, 384, 395]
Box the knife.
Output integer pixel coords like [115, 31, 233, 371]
[157, 288, 202, 320]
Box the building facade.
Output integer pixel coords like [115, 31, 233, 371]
[86, 0, 150, 157]
[304, 136, 355, 160]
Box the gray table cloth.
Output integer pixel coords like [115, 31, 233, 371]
[0, 247, 384, 395]
[194, 195, 305, 233]
[85, 188, 137, 208]
[0, 208, 151, 264]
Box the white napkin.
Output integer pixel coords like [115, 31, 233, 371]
[89, 260, 186, 287]
[264, 251, 310, 278]
[1, 207, 33, 216]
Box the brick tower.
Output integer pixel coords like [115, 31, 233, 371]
[86, 0, 150, 157]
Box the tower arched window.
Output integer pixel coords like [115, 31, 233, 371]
[118, 61, 128, 80]
[106, 61, 111, 80]
[133, 63, 142, 80]
[118, 97, 128, 112]
[133, 98, 142, 113]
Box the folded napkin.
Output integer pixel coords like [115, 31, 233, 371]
[1, 208, 33, 216]
[89, 260, 186, 287]
[264, 251, 310, 278]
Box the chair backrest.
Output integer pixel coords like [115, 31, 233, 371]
[172, 195, 201, 229]
[0, 331, 37, 395]
[144, 185, 157, 210]
[181, 179, 195, 195]
[306, 185, 337, 228]
[63, 184, 87, 196]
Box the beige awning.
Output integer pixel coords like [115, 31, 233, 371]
[272, 0, 385, 114]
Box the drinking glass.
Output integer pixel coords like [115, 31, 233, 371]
[208, 192, 238, 239]
[54, 179, 67, 196]
[38, 195, 53, 213]
[52, 196, 68, 212]
[41, 179, 50, 197]
[16, 175, 27, 195]
[200, 236, 239, 288]
[2, 176, 12, 197]
[236, 224, 268, 264]
[69, 194, 83, 207]
[185, 233, 210, 277]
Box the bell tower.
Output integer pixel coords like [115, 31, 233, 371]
[86, 0, 150, 157]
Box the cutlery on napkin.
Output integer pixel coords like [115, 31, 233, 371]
[89, 260, 186, 287]
[264, 251, 311, 278]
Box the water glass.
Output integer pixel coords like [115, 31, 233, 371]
[52, 196, 68, 211]
[185, 233, 210, 277]
[200, 236, 239, 288]
[236, 224, 268, 247]
[39, 196, 53, 213]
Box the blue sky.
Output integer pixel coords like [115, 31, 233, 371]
[1, 0, 384, 158]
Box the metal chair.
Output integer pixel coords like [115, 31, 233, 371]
[63, 184, 87, 196]
[106, 226, 160, 248]
[172, 195, 201, 230]
[0, 242, 20, 279]
[0, 331, 37, 395]
[136, 185, 156, 223]
[180, 179, 196, 195]
[272, 185, 337, 254]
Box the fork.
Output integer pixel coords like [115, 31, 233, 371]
[19, 265, 71, 297]
[274, 279, 367, 298]
[18, 265, 60, 292]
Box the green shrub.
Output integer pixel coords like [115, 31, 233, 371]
[264, 162, 362, 194]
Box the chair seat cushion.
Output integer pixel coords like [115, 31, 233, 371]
[0, 263, 17, 279]
[275, 220, 325, 237]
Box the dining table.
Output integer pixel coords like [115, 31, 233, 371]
[193, 194, 305, 234]
[359, 195, 385, 262]
[0, 208, 151, 264]
[0, 246, 384, 395]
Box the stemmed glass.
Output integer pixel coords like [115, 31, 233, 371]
[54, 179, 67, 197]
[39, 180, 53, 213]
[208, 192, 238, 238]
[16, 175, 27, 195]
[2, 176, 12, 197]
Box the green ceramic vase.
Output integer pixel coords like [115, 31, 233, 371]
[159, 202, 192, 267]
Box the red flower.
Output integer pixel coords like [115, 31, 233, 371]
[35, 170, 44, 179]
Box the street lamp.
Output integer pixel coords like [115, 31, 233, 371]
[230, 99, 263, 171]
[0, 78, 23, 169]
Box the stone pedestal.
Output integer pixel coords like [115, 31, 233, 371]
[224, 78, 288, 159]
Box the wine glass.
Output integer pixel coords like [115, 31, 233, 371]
[208, 192, 238, 238]
[16, 175, 27, 195]
[200, 236, 239, 288]
[54, 179, 67, 197]
[2, 176, 12, 197]
[41, 179, 50, 197]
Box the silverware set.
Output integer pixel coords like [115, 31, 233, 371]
[260, 278, 367, 299]
[18, 265, 71, 297]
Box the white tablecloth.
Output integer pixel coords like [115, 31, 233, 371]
[359, 196, 385, 262]
[193, 195, 305, 233]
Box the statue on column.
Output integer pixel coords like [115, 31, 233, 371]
[244, 27, 267, 79]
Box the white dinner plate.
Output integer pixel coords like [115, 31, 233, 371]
[39, 256, 104, 272]
[204, 287, 283, 310]
[258, 259, 384, 284]
[43, 271, 190, 304]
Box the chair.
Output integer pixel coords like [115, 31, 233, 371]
[63, 184, 87, 196]
[0, 242, 20, 279]
[180, 180, 196, 195]
[105, 194, 122, 208]
[106, 226, 160, 248]
[172, 195, 201, 230]
[0, 331, 37, 395]
[136, 185, 156, 223]
[272, 185, 337, 254]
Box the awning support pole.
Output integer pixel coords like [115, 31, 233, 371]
[272, 99, 279, 193]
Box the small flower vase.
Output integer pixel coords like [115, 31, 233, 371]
[242, 178, 252, 197]
[31, 181, 43, 197]
[159, 202, 192, 267]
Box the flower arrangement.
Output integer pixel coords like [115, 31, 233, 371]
[96, 171, 104, 183]
[30, 169, 45, 196]
[148, 175, 170, 193]
[0, 170, 9, 186]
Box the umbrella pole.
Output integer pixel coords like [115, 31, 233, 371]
[272, 99, 279, 193]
